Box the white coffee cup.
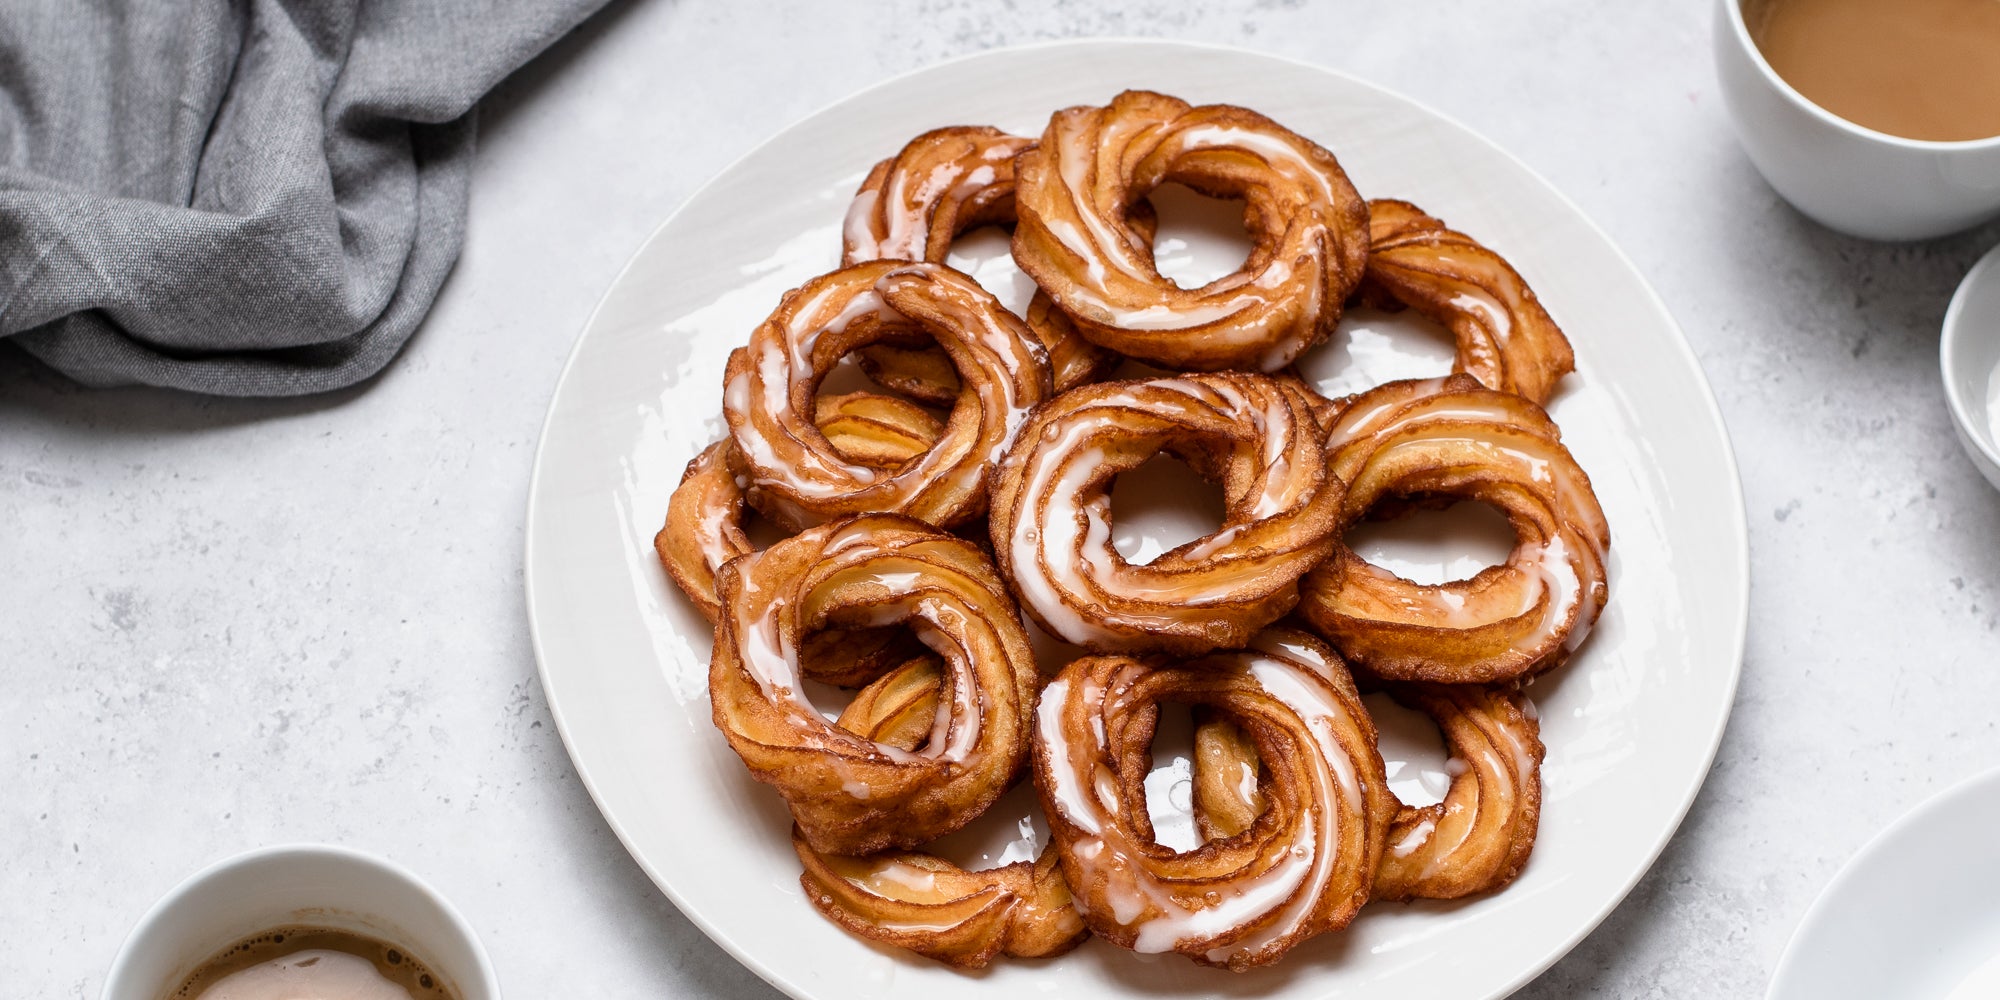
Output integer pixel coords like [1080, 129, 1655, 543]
[1713, 0, 2000, 241]
[101, 844, 500, 1000]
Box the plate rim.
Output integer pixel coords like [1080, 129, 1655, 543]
[524, 36, 1751, 999]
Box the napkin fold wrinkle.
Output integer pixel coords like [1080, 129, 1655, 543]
[0, 0, 609, 396]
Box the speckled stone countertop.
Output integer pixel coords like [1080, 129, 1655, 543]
[6, 2, 1998, 997]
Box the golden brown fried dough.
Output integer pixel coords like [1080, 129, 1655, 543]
[1299, 375, 1610, 684]
[710, 514, 1039, 855]
[656, 392, 942, 622]
[1013, 90, 1370, 371]
[723, 261, 1053, 530]
[794, 829, 1087, 968]
[1191, 714, 1266, 843]
[656, 439, 753, 623]
[1032, 628, 1391, 970]
[1196, 680, 1543, 901]
[842, 126, 1036, 267]
[1370, 684, 1543, 900]
[812, 391, 946, 469]
[1359, 199, 1575, 405]
[990, 373, 1341, 655]
[841, 126, 1119, 402]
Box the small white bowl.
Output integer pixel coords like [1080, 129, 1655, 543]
[1768, 766, 2000, 999]
[1713, 0, 2000, 241]
[102, 844, 500, 1000]
[1942, 244, 2000, 493]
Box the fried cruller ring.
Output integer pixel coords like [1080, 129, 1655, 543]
[1299, 375, 1610, 684]
[1359, 199, 1575, 405]
[794, 830, 1085, 968]
[1193, 683, 1544, 901]
[1033, 628, 1391, 970]
[658, 397, 946, 687]
[723, 260, 1052, 531]
[843, 126, 1033, 265]
[1012, 90, 1370, 372]
[658, 393, 943, 621]
[989, 372, 1341, 656]
[1370, 684, 1542, 900]
[841, 126, 1119, 402]
[792, 656, 1088, 969]
[710, 514, 1039, 855]
[657, 416, 946, 693]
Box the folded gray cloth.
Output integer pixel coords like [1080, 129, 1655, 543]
[0, 0, 608, 395]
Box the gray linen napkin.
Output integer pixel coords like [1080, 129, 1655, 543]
[0, 0, 609, 395]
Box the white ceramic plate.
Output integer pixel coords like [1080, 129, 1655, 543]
[1768, 766, 2000, 999]
[525, 39, 1748, 1000]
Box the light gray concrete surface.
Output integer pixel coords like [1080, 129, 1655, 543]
[5, 1, 1998, 997]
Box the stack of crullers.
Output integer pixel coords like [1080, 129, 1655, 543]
[653, 90, 1611, 972]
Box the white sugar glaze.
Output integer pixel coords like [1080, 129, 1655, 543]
[1037, 646, 1368, 964]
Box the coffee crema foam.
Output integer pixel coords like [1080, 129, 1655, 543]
[168, 926, 457, 1000]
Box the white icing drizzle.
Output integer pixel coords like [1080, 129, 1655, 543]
[1010, 422, 1121, 647]
[1045, 218, 1108, 285]
[1006, 377, 1319, 644]
[1492, 698, 1542, 783]
[1325, 377, 1456, 446]
[1177, 124, 1337, 203]
[1419, 748, 1496, 878]
[1234, 761, 1260, 806]
[841, 188, 882, 259]
[1331, 380, 1609, 655]
[846, 130, 1027, 264]
[1397, 692, 1539, 876]
[1202, 658, 1358, 963]
[1054, 113, 1147, 284]
[1390, 817, 1436, 858]
[863, 570, 923, 592]
[726, 265, 1045, 518]
[1248, 629, 1333, 673]
[1036, 676, 1096, 832]
[1449, 289, 1514, 347]
[689, 446, 746, 574]
[1037, 646, 1366, 964]
[1036, 106, 1336, 356]
[880, 160, 999, 261]
[732, 525, 994, 768]
[859, 860, 941, 898]
[1521, 535, 1581, 652]
[1096, 299, 1255, 332]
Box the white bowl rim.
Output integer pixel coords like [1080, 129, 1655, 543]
[101, 842, 500, 1000]
[1766, 764, 2000, 997]
[1720, 0, 2000, 153]
[1940, 243, 2000, 472]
